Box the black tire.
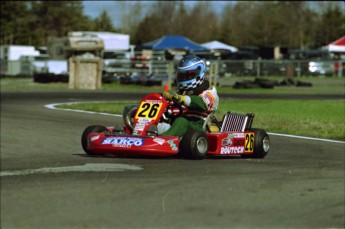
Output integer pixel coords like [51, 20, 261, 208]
[122, 104, 138, 132]
[258, 81, 275, 89]
[242, 128, 270, 158]
[233, 81, 258, 89]
[81, 125, 108, 155]
[179, 129, 209, 160]
[296, 81, 313, 87]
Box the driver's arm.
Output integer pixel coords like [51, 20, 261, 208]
[162, 90, 207, 112]
[188, 95, 207, 112]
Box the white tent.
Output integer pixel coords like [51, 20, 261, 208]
[201, 40, 238, 52]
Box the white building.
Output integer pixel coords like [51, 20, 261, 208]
[0, 45, 41, 76]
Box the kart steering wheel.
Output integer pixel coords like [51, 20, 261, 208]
[166, 98, 184, 118]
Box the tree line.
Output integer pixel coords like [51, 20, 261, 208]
[1, 1, 344, 50]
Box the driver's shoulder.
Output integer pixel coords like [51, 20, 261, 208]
[200, 86, 218, 98]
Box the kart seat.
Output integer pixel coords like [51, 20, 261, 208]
[203, 112, 222, 133]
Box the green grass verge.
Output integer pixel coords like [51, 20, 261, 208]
[58, 99, 345, 141]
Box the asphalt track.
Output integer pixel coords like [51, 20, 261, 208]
[1, 91, 344, 229]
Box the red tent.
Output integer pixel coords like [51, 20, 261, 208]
[325, 36, 345, 52]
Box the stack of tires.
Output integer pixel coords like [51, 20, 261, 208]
[33, 73, 68, 83]
[233, 78, 312, 89]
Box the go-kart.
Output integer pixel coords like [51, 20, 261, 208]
[81, 93, 270, 160]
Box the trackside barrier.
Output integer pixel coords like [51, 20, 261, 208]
[2, 59, 344, 78]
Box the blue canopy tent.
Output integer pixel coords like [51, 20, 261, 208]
[141, 35, 208, 52]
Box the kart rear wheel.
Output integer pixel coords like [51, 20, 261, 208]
[81, 125, 108, 155]
[123, 104, 138, 132]
[242, 128, 270, 158]
[180, 129, 208, 160]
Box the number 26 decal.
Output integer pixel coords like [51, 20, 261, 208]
[245, 133, 254, 152]
[135, 102, 162, 120]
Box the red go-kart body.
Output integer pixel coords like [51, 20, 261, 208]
[82, 93, 270, 159]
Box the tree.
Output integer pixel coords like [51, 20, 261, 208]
[31, 1, 92, 45]
[134, 1, 178, 43]
[219, 2, 255, 47]
[184, 1, 218, 43]
[314, 3, 345, 47]
[135, 14, 162, 43]
[0, 1, 93, 46]
[92, 10, 116, 32]
[123, 1, 144, 44]
[0, 1, 32, 45]
[173, 1, 189, 36]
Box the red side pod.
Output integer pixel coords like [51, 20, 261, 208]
[207, 132, 252, 156]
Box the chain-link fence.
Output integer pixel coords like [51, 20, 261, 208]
[1, 56, 344, 85]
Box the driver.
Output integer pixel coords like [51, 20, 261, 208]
[159, 55, 219, 137]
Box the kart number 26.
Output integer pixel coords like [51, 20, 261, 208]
[135, 102, 162, 120]
[245, 133, 254, 153]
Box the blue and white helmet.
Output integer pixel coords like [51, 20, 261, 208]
[176, 55, 206, 91]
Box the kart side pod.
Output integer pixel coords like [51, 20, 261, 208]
[206, 112, 269, 158]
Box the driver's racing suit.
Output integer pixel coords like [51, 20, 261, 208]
[160, 85, 219, 137]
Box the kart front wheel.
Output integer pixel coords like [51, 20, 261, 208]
[180, 129, 209, 160]
[81, 125, 108, 155]
[123, 104, 138, 132]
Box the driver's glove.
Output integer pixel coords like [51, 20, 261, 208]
[163, 90, 190, 106]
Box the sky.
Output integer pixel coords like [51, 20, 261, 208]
[82, 1, 232, 28]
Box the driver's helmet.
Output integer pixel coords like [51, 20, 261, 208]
[176, 55, 206, 91]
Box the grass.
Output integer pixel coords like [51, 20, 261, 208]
[1, 76, 344, 140]
[58, 99, 345, 141]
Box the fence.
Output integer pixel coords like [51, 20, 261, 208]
[115, 58, 344, 78]
[1, 57, 344, 79]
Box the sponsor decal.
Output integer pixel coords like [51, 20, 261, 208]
[90, 135, 100, 142]
[134, 123, 145, 131]
[220, 146, 244, 155]
[233, 133, 245, 138]
[167, 140, 178, 150]
[102, 137, 144, 148]
[234, 139, 245, 146]
[138, 118, 151, 123]
[153, 138, 165, 145]
[201, 92, 215, 111]
[145, 100, 162, 104]
[228, 133, 234, 138]
[222, 138, 232, 146]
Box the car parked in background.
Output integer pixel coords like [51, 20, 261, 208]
[308, 61, 335, 76]
[119, 72, 141, 85]
[145, 73, 167, 86]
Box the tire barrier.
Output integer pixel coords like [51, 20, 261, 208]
[233, 78, 312, 89]
[33, 73, 68, 83]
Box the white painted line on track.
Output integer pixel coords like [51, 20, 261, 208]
[0, 163, 143, 177]
[268, 132, 345, 144]
[45, 101, 122, 117]
[45, 102, 345, 144]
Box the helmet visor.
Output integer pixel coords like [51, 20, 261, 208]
[176, 68, 201, 83]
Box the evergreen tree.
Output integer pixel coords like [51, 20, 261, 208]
[92, 10, 116, 32]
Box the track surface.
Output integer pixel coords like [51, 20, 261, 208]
[1, 91, 344, 229]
